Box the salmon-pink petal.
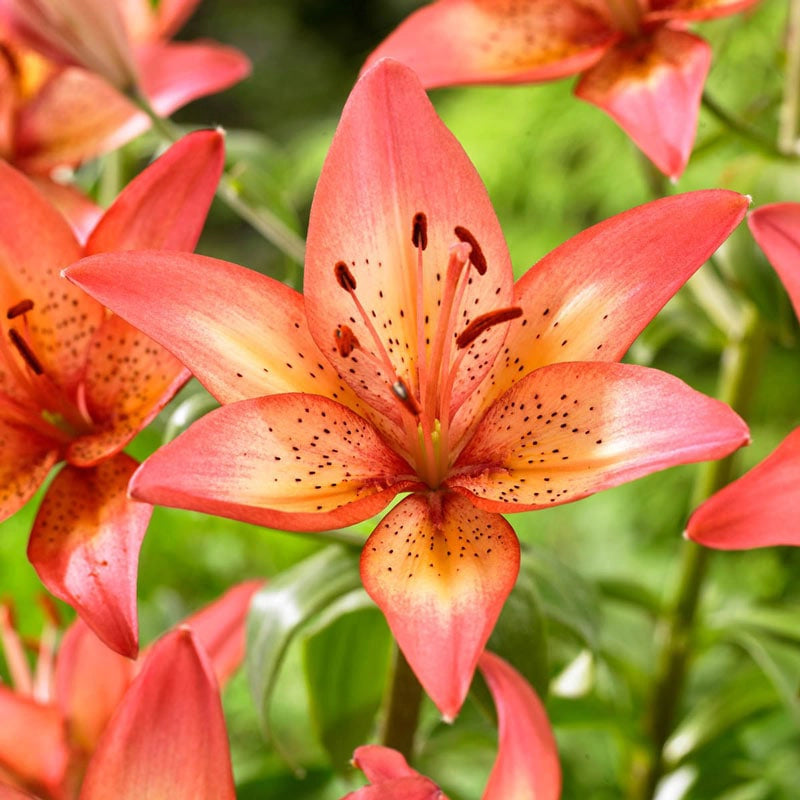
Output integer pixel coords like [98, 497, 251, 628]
[78, 628, 236, 800]
[67, 314, 189, 467]
[352, 745, 421, 782]
[64, 250, 367, 409]
[130, 393, 419, 532]
[748, 203, 800, 321]
[176, 579, 263, 686]
[0, 782, 38, 799]
[0, 687, 68, 797]
[13, 68, 147, 173]
[0, 417, 59, 521]
[54, 619, 135, 756]
[449, 362, 749, 513]
[27, 455, 151, 658]
[346, 746, 450, 798]
[27, 177, 103, 244]
[0, 0, 138, 89]
[686, 428, 800, 549]
[575, 27, 711, 178]
[0, 161, 98, 398]
[137, 41, 251, 116]
[345, 777, 446, 800]
[363, 1, 615, 86]
[645, 0, 761, 23]
[361, 492, 520, 720]
[86, 129, 224, 254]
[478, 651, 560, 800]
[450, 190, 748, 444]
[305, 59, 514, 425]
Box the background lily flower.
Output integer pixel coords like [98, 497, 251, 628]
[344, 651, 560, 800]
[0, 581, 259, 800]
[0, 0, 249, 181]
[0, 129, 224, 657]
[363, 0, 761, 178]
[65, 60, 749, 720]
[687, 203, 800, 549]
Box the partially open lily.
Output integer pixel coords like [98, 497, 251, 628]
[687, 203, 800, 549]
[345, 651, 560, 800]
[65, 60, 749, 719]
[0, 130, 223, 656]
[0, 581, 258, 800]
[364, 0, 761, 178]
[0, 0, 249, 186]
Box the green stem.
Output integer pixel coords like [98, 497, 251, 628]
[627, 307, 765, 800]
[779, 0, 800, 154]
[381, 645, 424, 761]
[131, 94, 306, 264]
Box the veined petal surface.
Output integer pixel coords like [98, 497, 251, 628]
[131, 393, 419, 531]
[27, 454, 151, 657]
[305, 59, 514, 422]
[748, 203, 800, 321]
[78, 629, 236, 800]
[450, 362, 749, 513]
[645, 0, 762, 23]
[361, 492, 520, 720]
[575, 27, 711, 178]
[27, 177, 103, 244]
[65, 251, 364, 408]
[686, 428, 800, 549]
[363, 0, 615, 87]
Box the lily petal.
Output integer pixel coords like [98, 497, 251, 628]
[0, 783, 38, 799]
[136, 41, 251, 116]
[176, 579, 263, 686]
[78, 628, 236, 800]
[747, 203, 800, 321]
[363, 1, 615, 86]
[13, 68, 146, 173]
[353, 746, 423, 782]
[27, 454, 151, 657]
[27, 177, 103, 244]
[645, 0, 762, 23]
[64, 250, 364, 407]
[0, 688, 68, 798]
[54, 620, 135, 756]
[130, 393, 419, 531]
[451, 190, 748, 444]
[449, 362, 749, 513]
[360, 492, 520, 720]
[0, 417, 59, 521]
[305, 59, 514, 423]
[345, 776, 445, 800]
[686, 428, 800, 549]
[67, 313, 189, 467]
[478, 651, 560, 800]
[85, 129, 224, 254]
[575, 27, 711, 178]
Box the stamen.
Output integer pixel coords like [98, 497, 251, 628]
[6, 299, 34, 319]
[334, 261, 357, 292]
[392, 377, 422, 417]
[454, 226, 487, 275]
[334, 324, 359, 357]
[456, 306, 523, 349]
[8, 328, 43, 374]
[412, 212, 428, 250]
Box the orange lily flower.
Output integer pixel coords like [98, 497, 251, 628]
[687, 203, 800, 549]
[0, 130, 223, 657]
[364, 0, 761, 178]
[0, 581, 258, 800]
[345, 651, 560, 800]
[65, 60, 749, 719]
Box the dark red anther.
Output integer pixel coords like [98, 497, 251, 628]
[8, 328, 43, 374]
[454, 226, 487, 275]
[6, 299, 34, 319]
[412, 212, 428, 251]
[334, 261, 357, 292]
[391, 377, 422, 417]
[456, 307, 523, 349]
[334, 325, 359, 357]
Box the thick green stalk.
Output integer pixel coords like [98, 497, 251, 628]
[381, 646, 424, 761]
[627, 307, 764, 800]
[779, 0, 800, 154]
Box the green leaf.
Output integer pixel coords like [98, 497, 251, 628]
[246, 546, 362, 754]
[303, 591, 392, 769]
